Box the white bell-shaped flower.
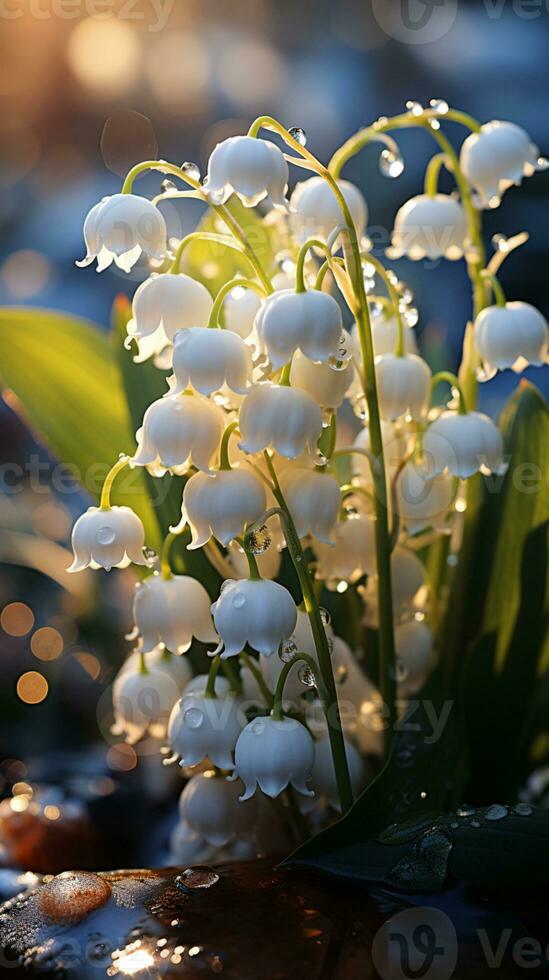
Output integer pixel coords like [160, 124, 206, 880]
[474, 301, 548, 375]
[375, 353, 432, 421]
[460, 121, 540, 208]
[364, 312, 418, 357]
[392, 547, 426, 609]
[177, 468, 266, 549]
[395, 619, 434, 690]
[224, 286, 263, 339]
[314, 514, 377, 584]
[389, 194, 468, 261]
[311, 735, 366, 812]
[179, 772, 256, 846]
[289, 176, 368, 243]
[112, 663, 180, 744]
[131, 394, 223, 476]
[235, 715, 314, 801]
[290, 349, 354, 409]
[77, 193, 167, 273]
[68, 505, 147, 572]
[169, 327, 253, 396]
[396, 461, 455, 534]
[167, 691, 246, 770]
[126, 273, 213, 364]
[211, 578, 297, 659]
[423, 410, 505, 478]
[238, 383, 322, 459]
[279, 467, 340, 544]
[255, 289, 343, 370]
[133, 573, 218, 654]
[204, 135, 288, 208]
[352, 420, 410, 487]
[121, 647, 192, 692]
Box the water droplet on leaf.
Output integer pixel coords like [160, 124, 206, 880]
[484, 803, 508, 821]
[175, 868, 220, 893]
[288, 127, 307, 146]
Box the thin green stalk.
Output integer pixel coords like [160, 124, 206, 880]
[100, 455, 129, 510]
[219, 420, 239, 470]
[424, 153, 449, 197]
[205, 655, 221, 698]
[481, 270, 506, 307]
[295, 237, 332, 292]
[240, 651, 274, 709]
[208, 277, 267, 327]
[272, 653, 319, 720]
[361, 252, 406, 357]
[160, 530, 179, 579]
[170, 232, 245, 275]
[431, 371, 468, 415]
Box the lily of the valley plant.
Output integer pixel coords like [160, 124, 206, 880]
[71, 103, 548, 861]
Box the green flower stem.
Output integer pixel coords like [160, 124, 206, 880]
[480, 270, 506, 307]
[99, 455, 129, 511]
[240, 651, 274, 709]
[170, 232, 245, 275]
[424, 153, 450, 197]
[295, 238, 332, 293]
[279, 360, 292, 386]
[219, 420, 239, 471]
[431, 371, 468, 415]
[120, 159, 273, 295]
[205, 655, 221, 698]
[208, 277, 267, 327]
[361, 252, 406, 357]
[221, 658, 242, 695]
[272, 653, 320, 721]
[236, 534, 261, 581]
[261, 453, 354, 812]
[160, 530, 180, 579]
[139, 650, 148, 674]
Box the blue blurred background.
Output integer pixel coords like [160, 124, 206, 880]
[0, 0, 547, 862]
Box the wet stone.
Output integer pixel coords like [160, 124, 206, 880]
[175, 868, 220, 893]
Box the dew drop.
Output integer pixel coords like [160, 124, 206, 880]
[405, 100, 424, 116]
[97, 526, 116, 546]
[450, 821, 459, 829]
[536, 156, 549, 171]
[403, 307, 419, 328]
[180, 161, 201, 182]
[513, 802, 533, 816]
[298, 664, 315, 688]
[232, 593, 246, 609]
[37, 872, 111, 924]
[142, 547, 157, 565]
[319, 607, 331, 627]
[160, 179, 177, 193]
[492, 233, 508, 252]
[279, 638, 298, 663]
[456, 804, 476, 817]
[379, 148, 404, 179]
[184, 707, 204, 730]
[484, 803, 508, 821]
[289, 127, 307, 146]
[247, 524, 271, 555]
[471, 819, 481, 828]
[314, 453, 328, 468]
[335, 664, 348, 684]
[429, 98, 449, 115]
[175, 868, 220, 893]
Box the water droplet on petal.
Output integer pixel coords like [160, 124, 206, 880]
[513, 803, 533, 816]
[379, 148, 404, 178]
[289, 127, 307, 146]
[279, 638, 298, 663]
[298, 664, 315, 688]
[184, 707, 204, 730]
[97, 526, 116, 546]
[247, 524, 271, 555]
[175, 868, 220, 892]
[232, 593, 246, 609]
[484, 803, 508, 821]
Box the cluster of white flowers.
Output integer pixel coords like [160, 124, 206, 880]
[70, 104, 547, 858]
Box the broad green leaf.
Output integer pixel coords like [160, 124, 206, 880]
[0, 307, 158, 545]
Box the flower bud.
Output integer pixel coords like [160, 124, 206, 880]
[474, 301, 548, 375]
[235, 715, 314, 800]
[169, 327, 253, 396]
[255, 289, 343, 370]
[77, 193, 166, 273]
[133, 574, 218, 654]
[396, 461, 455, 535]
[353, 312, 418, 357]
[204, 135, 288, 208]
[290, 176, 367, 242]
[238, 383, 322, 459]
[279, 467, 340, 544]
[178, 772, 256, 846]
[177, 469, 267, 549]
[68, 505, 147, 572]
[121, 647, 192, 691]
[375, 353, 431, 421]
[389, 194, 468, 261]
[126, 273, 213, 364]
[314, 514, 376, 584]
[460, 121, 540, 208]
[290, 349, 354, 409]
[423, 410, 505, 478]
[167, 692, 246, 770]
[112, 664, 180, 744]
[224, 286, 263, 339]
[311, 735, 366, 812]
[211, 578, 297, 659]
[395, 619, 434, 691]
[182, 673, 231, 698]
[131, 394, 224, 476]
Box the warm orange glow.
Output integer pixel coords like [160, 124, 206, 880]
[1, 250, 50, 299]
[73, 652, 101, 681]
[17, 671, 49, 704]
[30, 627, 63, 662]
[1, 602, 34, 637]
[43, 805, 61, 821]
[107, 744, 137, 772]
[66, 19, 141, 99]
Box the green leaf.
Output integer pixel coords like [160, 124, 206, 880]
[0, 306, 158, 545]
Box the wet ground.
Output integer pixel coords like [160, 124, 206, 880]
[0, 860, 548, 977]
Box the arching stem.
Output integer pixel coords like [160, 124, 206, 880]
[100, 456, 129, 511]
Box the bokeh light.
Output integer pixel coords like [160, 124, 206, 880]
[107, 743, 137, 772]
[16, 671, 49, 705]
[66, 19, 141, 99]
[30, 627, 63, 662]
[1, 602, 34, 637]
[73, 652, 101, 681]
[145, 32, 211, 115]
[1, 251, 50, 299]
